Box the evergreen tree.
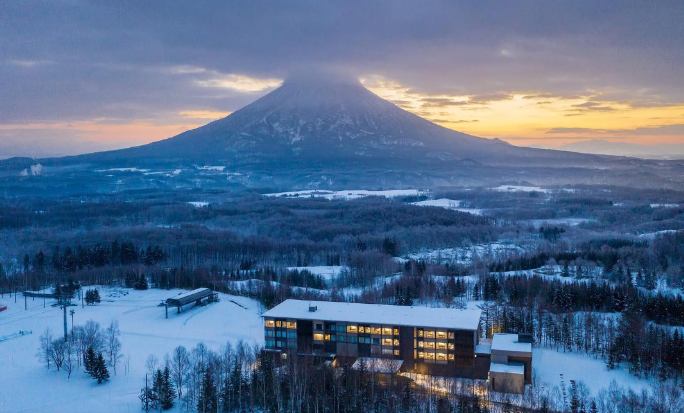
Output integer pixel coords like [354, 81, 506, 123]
[92, 352, 110, 384]
[161, 366, 175, 410]
[197, 367, 217, 413]
[644, 271, 657, 290]
[85, 346, 96, 376]
[589, 400, 599, 413]
[152, 369, 164, 405]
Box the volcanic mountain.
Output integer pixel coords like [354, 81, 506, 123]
[6, 75, 684, 192]
[68, 75, 597, 168]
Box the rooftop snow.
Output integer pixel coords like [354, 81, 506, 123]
[475, 344, 492, 355]
[169, 288, 211, 300]
[262, 299, 482, 330]
[491, 333, 532, 354]
[490, 362, 525, 374]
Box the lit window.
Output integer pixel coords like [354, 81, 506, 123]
[382, 338, 393, 346]
[347, 325, 358, 333]
[372, 327, 381, 335]
[448, 354, 455, 360]
[448, 343, 455, 350]
[425, 352, 435, 360]
[437, 353, 447, 361]
[276, 321, 282, 328]
[418, 341, 424, 348]
[425, 342, 435, 349]
[325, 334, 331, 341]
[448, 332, 455, 339]
[436, 331, 447, 339]
[394, 328, 400, 335]
[436, 342, 447, 350]
[425, 330, 435, 339]
[266, 320, 275, 328]
[314, 334, 324, 341]
[358, 327, 365, 334]
[418, 352, 425, 359]
[393, 349, 400, 356]
[418, 329, 424, 337]
[393, 339, 400, 346]
[287, 322, 297, 329]
[383, 327, 392, 335]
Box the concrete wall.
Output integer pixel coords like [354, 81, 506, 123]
[490, 371, 525, 394]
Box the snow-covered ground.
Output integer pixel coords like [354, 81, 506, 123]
[406, 242, 524, 264]
[638, 229, 682, 239]
[410, 198, 484, 215]
[489, 185, 549, 193]
[0, 288, 263, 413]
[187, 201, 209, 208]
[265, 189, 424, 200]
[527, 218, 594, 227]
[533, 347, 650, 397]
[650, 203, 680, 208]
[287, 265, 344, 280]
[196, 166, 226, 171]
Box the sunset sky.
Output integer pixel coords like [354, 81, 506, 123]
[1, 1, 683, 158]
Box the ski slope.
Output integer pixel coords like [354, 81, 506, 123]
[0, 288, 264, 413]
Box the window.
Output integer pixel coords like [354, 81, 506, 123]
[328, 324, 336, 331]
[448, 343, 455, 350]
[360, 337, 371, 344]
[266, 340, 275, 348]
[424, 330, 435, 339]
[276, 321, 282, 328]
[382, 348, 394, 355]
[436, 331, 447, 339]
[266, 320, 275, 328]
[418, 329, 424, 337]
[372, 338, 380, 345]
[418, 341, 424, 348]
[371, 346, 381, 355]
[425, 352, 435, 360]
[338, 335, 346, 343]
[358, 326, 365, 334]
[325, 334, 331, 341]
[448, 354, 455, 360]
[382, 327, 392, 335]
[314, 333, 324, 341]
[335, 324, 345, 332]
[394, 328, 400, 335]
[448, 332, 455, 339]
[394, 349, 400, 356]
[436, 342, 447, 350]
[437, 353, 447, 361]
[424, 341, 435, 349]
[276, 340, 284, 348]
[418, 352, 424, 359]
[347, 325, 358, 333]
[288, 341, 297, 349]
[372, 327, 381, 335]
[276, 331, 284, 338]
[348, 336, 358, 344]
[382, 338, 393, 346]
[315, 324, 323, 331]
[289, 331, 298, 339]
[287, 321, 297, 329]
[266, 330, 274, 337]
[393, 339, 400, 346]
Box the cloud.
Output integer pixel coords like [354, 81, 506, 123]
[546, 124, 684, 136]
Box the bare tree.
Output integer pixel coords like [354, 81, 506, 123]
[171, 345, 190, 398]
[50, 338, 67, 371]
[105, 320, 123, 375]
[37, 327, 54, 369]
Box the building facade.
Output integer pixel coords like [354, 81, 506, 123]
[262, 299, 492, 379]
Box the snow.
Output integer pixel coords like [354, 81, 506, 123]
[475, 344, 491, 355]
[638, 229, 682, 239]
[0, 288, 264, 413]
[491, 333, 531, 354]
[351, 357, 404, 374]
[264, 189, 424, 200]
[407, 242, 524, 265]
[533, 347, 651, 397]
[650, 203, 680, 208]
[196, 166, 226, 171]
[188, 201, 209, 207]
[262, 299, 482, 331]
[96, 168, 151, 173]
[489, 185, 549, 193]
[527, 218, 594, 227]
[410, 198, 484, 215]
[490, 362, 524, 374]
[287, 266, 344, 280]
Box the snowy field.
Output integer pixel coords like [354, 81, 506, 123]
[287, 265, 344, 280]
[533, 347, 650, 397]
[526, 218, 594, 227]
[410, 198, 484, 215]
[0, 289, 263, 413]
[489, 185, 549, 193]
[265, 189, 423, 200]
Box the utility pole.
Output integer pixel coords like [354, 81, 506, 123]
[70, 309, 75, 335]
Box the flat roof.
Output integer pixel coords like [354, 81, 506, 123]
[491, 333, 532, 354]
[490, 362, 524, 374]
[262, 300, 482, 331]
[475, 344, 491, 355]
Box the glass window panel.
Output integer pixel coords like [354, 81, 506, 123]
[436, 342, 447, 350]
[265, 320, 275, 328]
[394, 328, 400, 335]
[425, 330, 435, 339]
[347, 325, 358, 333]
[287, 322, 297, 329]
[436, 331, 447, 339]
[418, 352, 424, 359]
[448, 332, 455, 339]
[437, 353, 447, 361]
[425, 342, 435, 349]
[372, 327, 381, 335]
[448, 354, 455, 360]
[425, 352, 435, 360]
[393, 339, 400, 346]
[276, 321, 282, 327]
[382, 338, 393, 346]
[382, 327, 392, 335]
[314, 333, 324, 341]
[394, 349, 400, 356]
[448, 343, 455, 350]
[338, 335, 346, 343]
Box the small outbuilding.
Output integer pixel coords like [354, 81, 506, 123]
[488, 333, 533, 394]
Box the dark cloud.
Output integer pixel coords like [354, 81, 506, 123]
[546, 124, 684, 135]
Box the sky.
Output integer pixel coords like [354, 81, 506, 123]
[1, 0, 683, 158]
